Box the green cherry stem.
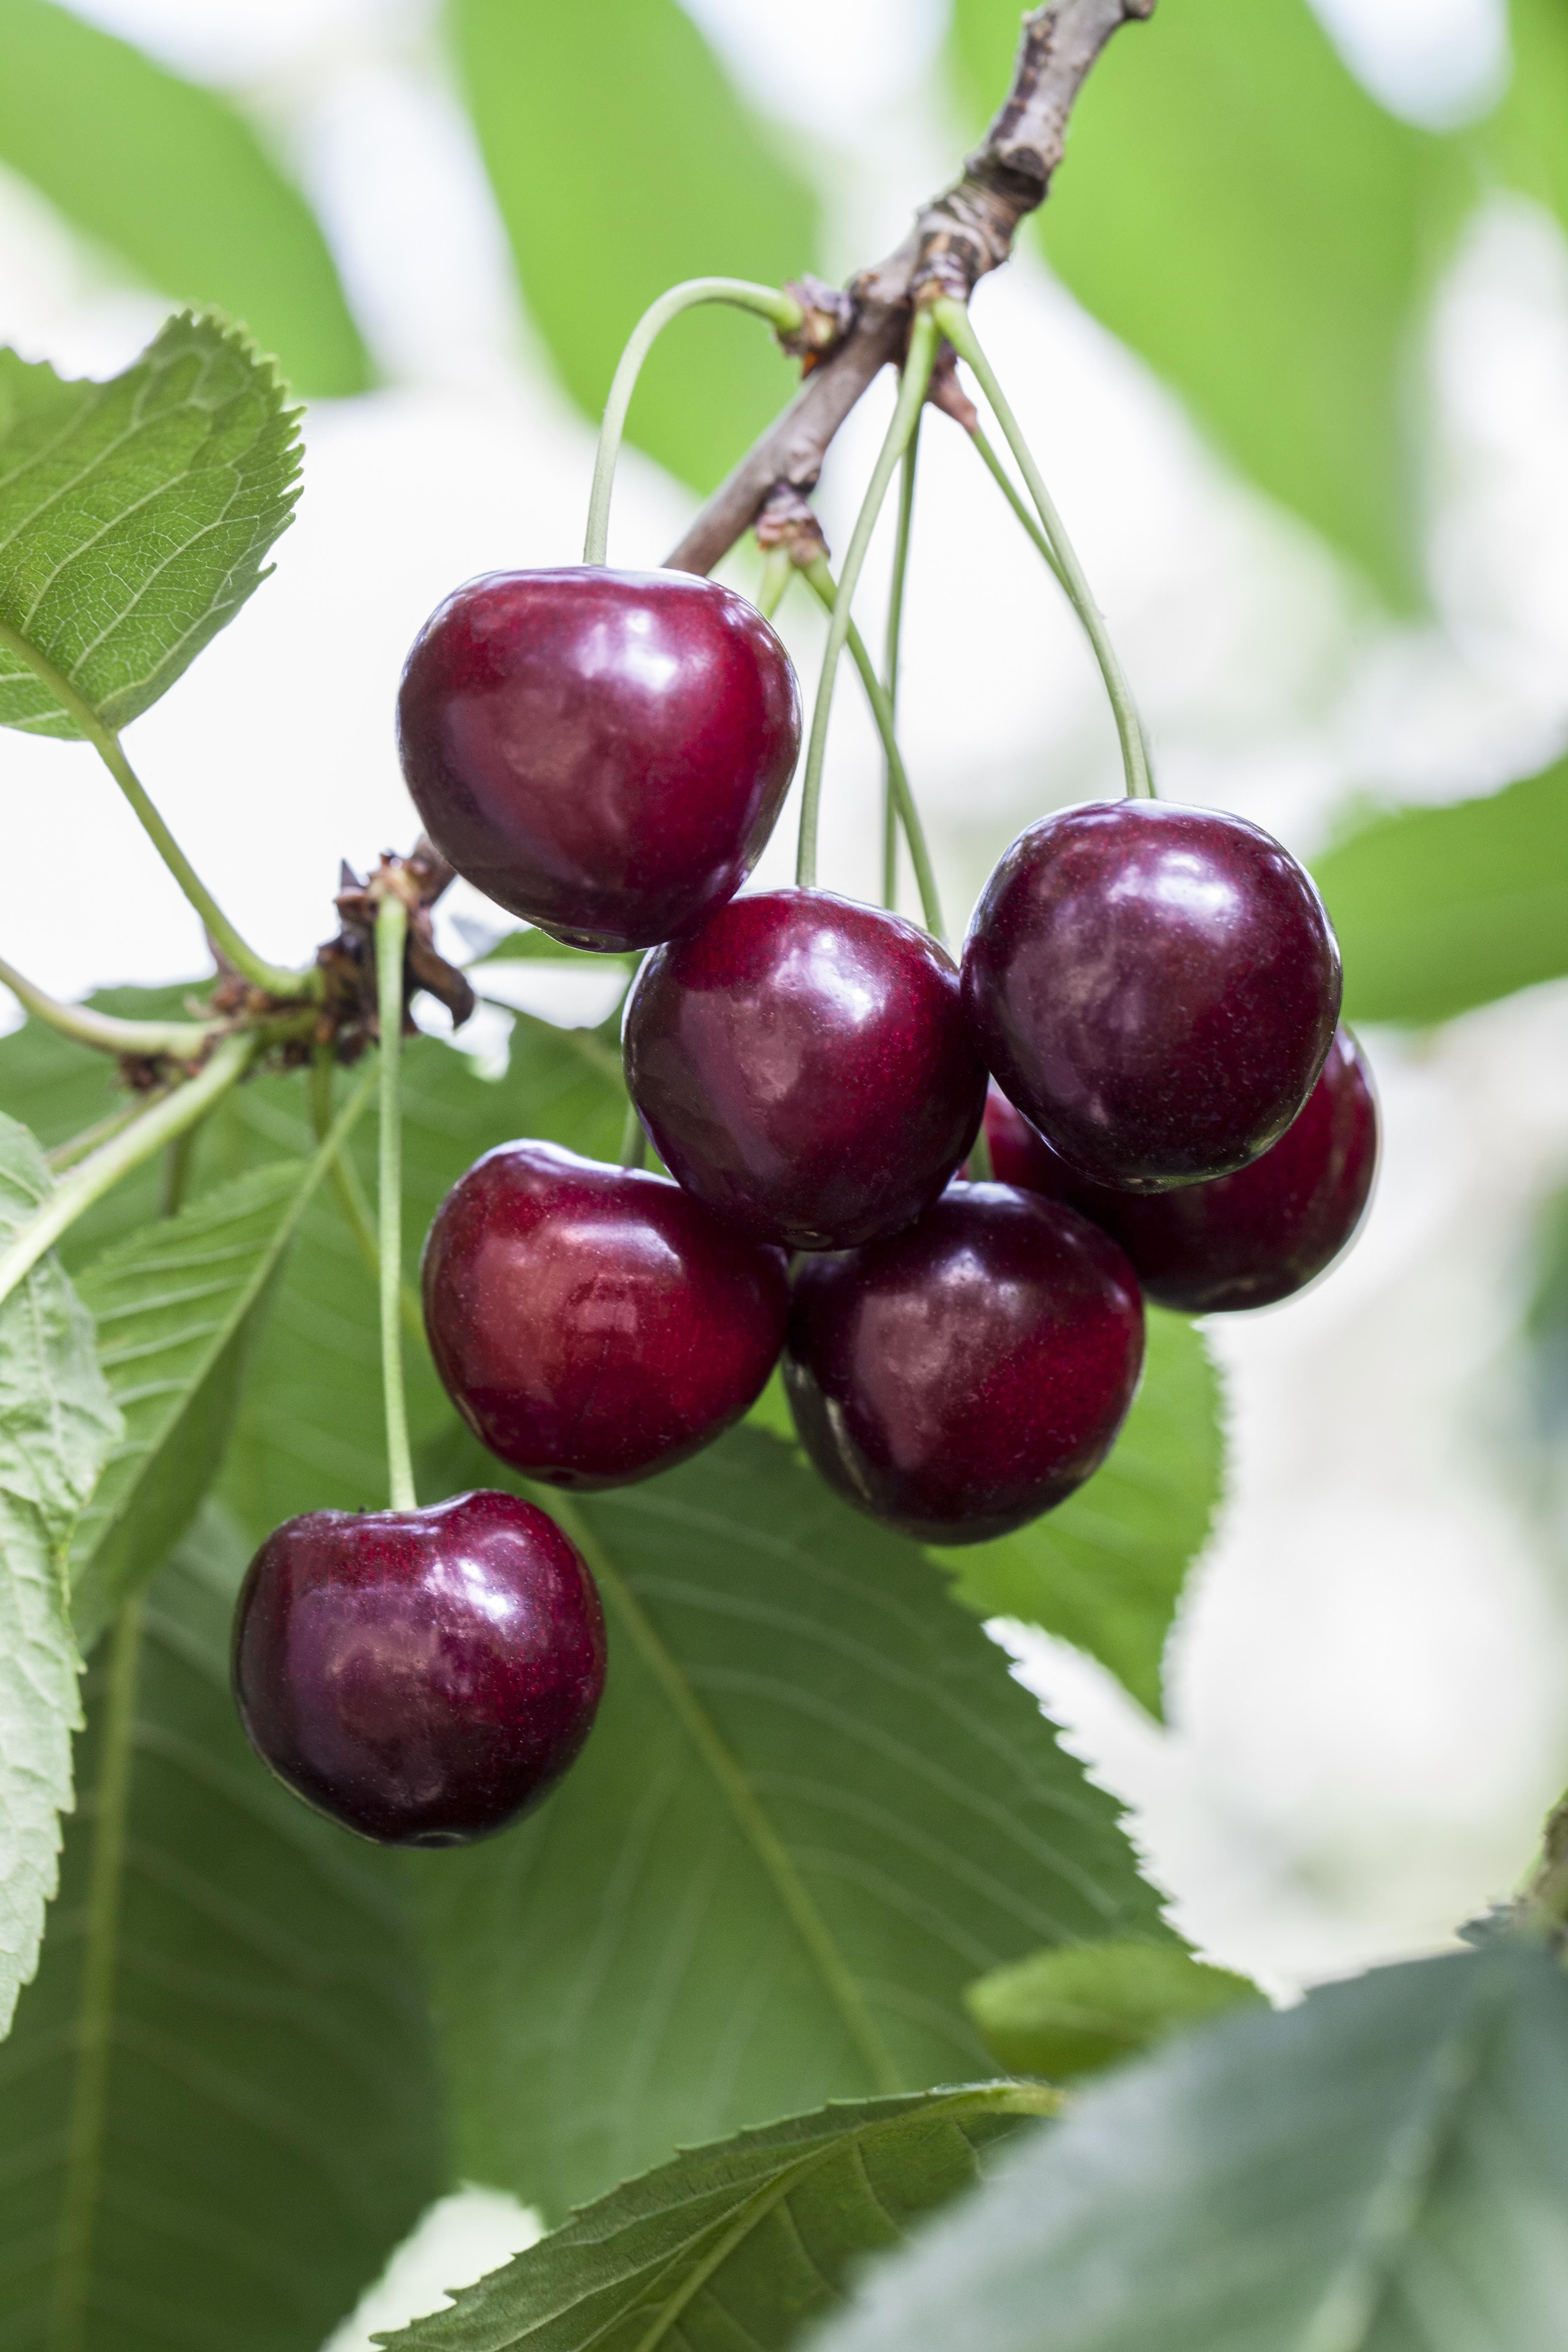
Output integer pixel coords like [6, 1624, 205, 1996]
[0, 950, 222, 1059]
[797, 306, 940, 888]
[968, 424, 1067, 589]
[882, 420, 922, 908]
[583, 279, 806, 568]
[931, 299, 1153, 802]
[0, 1029, 257, 1314]
[756, 543, 794, 621]
[0, 617, 315, 996]
[374, 894, 417, 1513]
[800, 557, 946, 944]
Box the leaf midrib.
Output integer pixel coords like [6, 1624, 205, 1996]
[547, 1492, 904, 2099]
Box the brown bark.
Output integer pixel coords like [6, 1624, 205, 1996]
[663, 0, 1154, 578]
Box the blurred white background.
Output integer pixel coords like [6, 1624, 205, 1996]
[5, 0, 1568, 2337]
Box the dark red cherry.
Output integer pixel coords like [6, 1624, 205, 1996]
[396, 568, 800, 951]
[423, 1141, 787, 1486]
[232, 1490, 606, 1847]
[963, 799, 1342, 1189]
[986, 1031, 1378, 1313]
[624, 889, 988, 1251]
[785, 1185, 1144, 1544]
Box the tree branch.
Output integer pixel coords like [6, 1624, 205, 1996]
[663, 0, 1153, 579]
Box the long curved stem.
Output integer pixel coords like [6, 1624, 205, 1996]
[584, 278, 805, 567]
[969, 423, 1067, 588]
[0, 618, 314, 996]
[801, 558, 945, 944]
[932, 299, 1153, 801]
[375, 896, 416, 1514]
[0, 951, 219, 1060]
[0, 1030, 256, 1312]
[882, 423, 921, 908]
[796, 308, 940, 888]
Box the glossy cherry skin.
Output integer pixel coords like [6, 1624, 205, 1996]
[423, 1141, 788, 1487]
[397, 568, 800, 951]
[785, 1184, 1145, 1544]
[624, 889, 988, 1251]
[963, 799, 1342, 1190]
[232, 1490, 606, 1847]
[984, 1027, 1378, 1313]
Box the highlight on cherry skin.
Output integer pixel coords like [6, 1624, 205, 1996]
[422, 1140, 789, 1488]
[396, 567, 801, 953]
[232, 1490, 607, 1848]
[784, 1182, 1145, 1545]
[963, 798, 1343, 1192]
[624, 887, 988, 1251]
[984, 1024, 1379, 1314]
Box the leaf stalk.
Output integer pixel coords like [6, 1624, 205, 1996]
[0, 616, 317, 997]
[0, 1030, 257, 1313]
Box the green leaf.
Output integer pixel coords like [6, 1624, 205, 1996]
[1314, 755, 1568, 1025]
[930, 1309, 1223, 1719]
[0, 310, 301, 738]
[950, 0, 1458, 606]
[448, 0, 817, 493]
[0, 1112, 120, 2039]
[0, 1507, 446, 2349]
[69, 1151, 357, 1653]
[1491, 0, 1568, 238]
[377, 2084, 1052, 2352]
[407, 1422, 1171, 2220]
[0, 0, 369, 397]
[809, 1940, 1568, 2352]
[965, 1937, 1264, 2081]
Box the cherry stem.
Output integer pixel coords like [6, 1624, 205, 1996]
[967, 423, 1067, 588]
[800, 557, 946, 944]
[309, 1045, 424, 1343]
[882, 422, 921, 910]
[0, 1029, 257, 1314]
[47, 1096, 154, 1173]
[756, 544, 793, 621]
[0, 616, 316, 997]
[931, 299, 1154, 802]
[374, 895, 417, 1513]
[796, 308, 939, 889]
[0, 950, 221, 1060]
[583, 279, 806, 568]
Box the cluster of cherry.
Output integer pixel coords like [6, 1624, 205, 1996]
[232, 562, 1374, 1849]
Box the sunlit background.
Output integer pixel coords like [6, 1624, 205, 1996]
[4, 0, 1568, 2335]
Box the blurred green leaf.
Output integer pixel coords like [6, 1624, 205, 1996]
[809, 1941, 1568, 2352]
[0, 1112, 120, 2039]
[1314, 754, 1568, 1024]
[408, 1422, 1171, 2220]
[448, 0, 817, 495]
[0, 0, 369, 396]
[930, 1308, 1223, 1719]
[951, 0, 1460, 606]
[1491, 0, 1568, 236]
[0, 312, 301, 738]
[377, 2084, 1050, 2352]
[965, 1937, 1263, 2081]
[0, 1508, 446, 2349]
